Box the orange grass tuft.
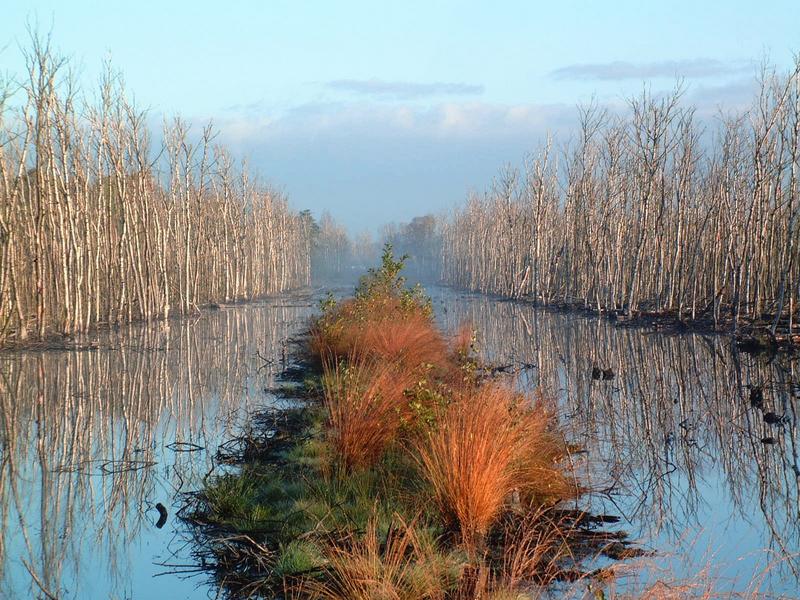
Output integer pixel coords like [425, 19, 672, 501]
[513, 403, 576, 505]
[308, 293, 445, 373]
[321, 355, 413, 471]
[414, 384, 573, 553]
[305, 515, 454, 600]
[360, 313, 448, 369]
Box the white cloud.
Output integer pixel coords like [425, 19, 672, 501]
[194, 84, 764, 232]
[214, 100, 578, 144]
[324, 79, 484, 99]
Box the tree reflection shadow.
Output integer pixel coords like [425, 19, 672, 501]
[436, 288, 800, 586]
[0, 297, 312, 599]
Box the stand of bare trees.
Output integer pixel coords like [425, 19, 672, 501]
[311, 211, 353, 281]
[381, 214, 440, 282]
[0, 38, 311, 344]
[443, 62, 800, 336]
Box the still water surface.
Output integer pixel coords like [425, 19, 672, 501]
[1, 287, 798, 598]
[0, 296, 314, 599]
[437, 288, 800, 597]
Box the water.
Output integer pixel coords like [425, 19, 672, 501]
[0, 296, 315, 600]
[1, 286, 798, 598]
[434, 287, 800, 596]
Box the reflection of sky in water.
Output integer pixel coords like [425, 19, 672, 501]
[0, 297, 314, 599]
[2, 286, 797, 598]
[432, 287, 799, 596]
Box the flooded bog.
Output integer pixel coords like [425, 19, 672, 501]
[435, 287, 800, 597]
[0, 295, 314, 599]
[2, 286, 798, 598]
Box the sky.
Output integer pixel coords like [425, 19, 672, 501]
[2, 1, 799, 233]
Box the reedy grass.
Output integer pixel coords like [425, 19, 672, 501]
[412, 383, 574, 554]
[321, 355, 413, 472]
[308, 295, 445, 371]
[360, 312, 449, 369]
[305, 514, 463, 600]
[190, 247, 608, 598]
[188, 248, 790, 599]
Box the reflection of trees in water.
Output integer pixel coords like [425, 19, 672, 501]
[0, 298, 311, 599]
[436, 288, 800, 577]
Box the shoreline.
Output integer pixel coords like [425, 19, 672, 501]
[0, 286, 317, 353]
[436, 285, 800, 356]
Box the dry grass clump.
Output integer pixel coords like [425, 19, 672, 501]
[282, 247, 585, 596]
[513, 415, 577, 505]
[634, 581, 716, 600]
[453, 509, 575, 600]
[305, 515, 459, 600]
[414, 384, 521, 551]
[322, 355, 413, 471]
[413, 383, 574, 552]
[196, 250, 682, 599]
[451, 323, 476, 359]
[307, 245, 442, 371]
[309, 296, 446, 373]
[361, 313, 448, 369]
[495, 509, 572, 589]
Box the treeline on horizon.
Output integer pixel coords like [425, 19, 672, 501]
[310, 213, 440, 284]
[442, 61, 800, 334]
[311, 60, 800, 338]
[0, 36, 312, 344]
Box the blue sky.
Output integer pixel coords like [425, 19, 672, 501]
[2, 1, 799, 232]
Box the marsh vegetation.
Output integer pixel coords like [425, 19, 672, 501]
[1, 256, 797, 598]
[180, 251, 800, 599]
[185, 249, 601, 598]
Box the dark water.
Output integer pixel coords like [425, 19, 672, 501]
[433, 287, 800, 597]
[1, 287, 798, 598]
[0, 296, 314, 599]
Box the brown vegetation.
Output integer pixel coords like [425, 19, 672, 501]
[321, 356, 413, 471]
[414, 383, 574, 552]
[186, 251, 612, 598]
[296, 251, 584, 585]
[304, 515, 457, 600]
[309, 294, 446, 370]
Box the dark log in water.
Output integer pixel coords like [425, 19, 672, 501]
[155, 503, 168, 529]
